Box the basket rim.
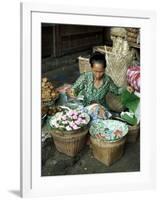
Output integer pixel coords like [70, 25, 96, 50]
[50, 126, 89, 138]
[90, 135, 126, 144]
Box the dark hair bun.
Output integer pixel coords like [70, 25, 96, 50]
[89, 51, 106, 68]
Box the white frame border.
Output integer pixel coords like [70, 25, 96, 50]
[20, 2, 157, 198]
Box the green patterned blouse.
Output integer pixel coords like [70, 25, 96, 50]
[72, 72, 123, 108]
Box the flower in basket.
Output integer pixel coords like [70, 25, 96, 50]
[113, 129, 123, 139]
[49, 109, 90, 132]
[89, 119, 128, 142]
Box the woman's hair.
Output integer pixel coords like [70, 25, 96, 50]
[89, 51, 106, 68]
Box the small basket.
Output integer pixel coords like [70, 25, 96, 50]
[50, 127, 89, 157]
[126, 123, 140, 143]
[78, 56, 91, 74]
[90, 136, 126, 166]
[126, 28, 140, 46]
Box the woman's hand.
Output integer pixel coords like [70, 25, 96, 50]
[127, 86, 134, 93]
[98, 105, 106, 119]
[66, 88, 76, 98]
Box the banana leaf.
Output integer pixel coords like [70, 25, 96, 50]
[120, 90, 140, 113]
[120, 112, 137, 125]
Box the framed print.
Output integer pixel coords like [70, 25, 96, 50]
[20, 2, 157, 198]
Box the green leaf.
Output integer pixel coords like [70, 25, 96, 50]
[121, 90, 140, 113]
[121, 113, 137, 126]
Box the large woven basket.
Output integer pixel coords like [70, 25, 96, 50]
[106, 93, 124, 112]
[90, 136, 126, 166]
[50, 127, 89, 157]
[126, 123, 140, 143]
[93, 45, 133, 87]
[94, 45, 135, 112]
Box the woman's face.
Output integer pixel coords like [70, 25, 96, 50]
[92, 63, 105, 80]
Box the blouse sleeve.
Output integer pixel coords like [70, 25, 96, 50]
[109, 77, 123, 95]
[71, 73, 86, 96]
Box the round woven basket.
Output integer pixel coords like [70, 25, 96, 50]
[126, 123, 140, 143]
[50, 127, 89, 157]
[106, 93, 124, 112]
[90, 136, 126, 166]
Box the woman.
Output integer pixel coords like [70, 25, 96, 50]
[67, 51, 133, 119]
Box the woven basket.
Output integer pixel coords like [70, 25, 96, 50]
[79, 46, 133, 86]
[126, 123, 140, 143]
[126, 28, 140, 45]
[50, 127, 89, 157]
[94, 45, 133, 87]
[93, 46, 112, 54]
[78, 56, 91, 74]
[90, 136, 126, 166]
[94, 45, 135, 112]
[105, 93, 124, 112]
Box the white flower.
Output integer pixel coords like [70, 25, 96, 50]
[62, 121, 68, 125]
[54, 123, 59, 128]
[65, 126, 72, 131]
[61, 115, 67, 120]
[81, 119, 87, 124]
[61, 121, 67, 124]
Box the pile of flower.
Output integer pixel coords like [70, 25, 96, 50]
[49, 109, 90, 131]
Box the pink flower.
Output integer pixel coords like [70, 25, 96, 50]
[74, 117, 83, 124]
[67, 110, 77, 116]
[69, 121, 76, 128]
[72, 124, 79, 130]
[72, 115, 78, 120]
[114, 130, 122, 138]
[73, 110, 78, 115]
[75, 120, 81, 125]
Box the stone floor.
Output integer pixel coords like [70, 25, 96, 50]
[41, 133, 140, 176]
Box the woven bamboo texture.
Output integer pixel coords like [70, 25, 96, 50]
[50, 127, 88, 157]
[94, 45, 133, 87]
[90, 136, 126, 166]
[105, 93, 124, 112]
[78, 56, 91, 73]
[126, 123, 140, 143]
[126, 28, 140, 45]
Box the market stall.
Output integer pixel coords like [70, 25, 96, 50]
[41, 25, 140, 175]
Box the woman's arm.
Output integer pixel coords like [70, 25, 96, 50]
[109, 78, 123, 95]
[109, 78, 134, 95]
[71, 73, 86, 96]
[66, 73, 86, 98]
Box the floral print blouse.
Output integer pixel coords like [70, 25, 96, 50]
[72, 72, 123, 108]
